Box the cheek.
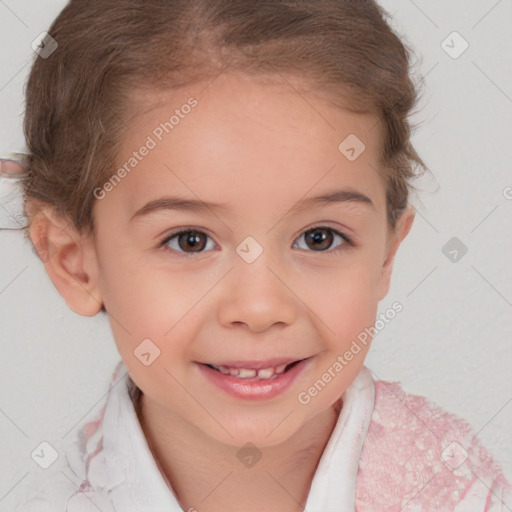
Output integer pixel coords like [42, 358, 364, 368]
[300, 272, 378, 409]
[298, 260, 381, 376]
[101, 263, 212, 374]
[302, 258, 381, 319]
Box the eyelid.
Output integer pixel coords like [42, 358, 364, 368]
[158, 226, 219, 258]
[159, 223, 357, 256]
[302, 222, 355, 245]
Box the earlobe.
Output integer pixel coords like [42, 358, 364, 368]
[377, 206, 416, 301]
[29, 207, 104, 317]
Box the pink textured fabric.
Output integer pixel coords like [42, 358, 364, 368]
[356, 380, 512, 511]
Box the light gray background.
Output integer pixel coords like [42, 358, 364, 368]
[1, 0, 511, 509]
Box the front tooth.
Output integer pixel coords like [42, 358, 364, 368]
[257, 368, 275, 379]
[229, 367, 240, 376]
[238, 368, 258, 378]
[275, 364, 287, 374]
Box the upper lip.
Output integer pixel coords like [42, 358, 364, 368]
[200, 357, 308, 370]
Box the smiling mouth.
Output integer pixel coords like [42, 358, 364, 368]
[202, 360, 304, 380]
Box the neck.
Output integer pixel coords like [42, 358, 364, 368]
[135, 393, 342, 512]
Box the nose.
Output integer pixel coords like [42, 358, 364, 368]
[216, 252, 298, 333]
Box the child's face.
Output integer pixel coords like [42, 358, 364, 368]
[85, 72, 412, 446]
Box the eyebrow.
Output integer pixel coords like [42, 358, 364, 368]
[130, 189, 375, 222]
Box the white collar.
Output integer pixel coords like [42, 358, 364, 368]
[74, 361, 375, 511]
[304, 366, 375, 510]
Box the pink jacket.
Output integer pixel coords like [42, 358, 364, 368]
[17, 361, 512, 511]
[356, 379, 511, 510]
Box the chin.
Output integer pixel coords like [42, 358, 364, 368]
[206, 408, 317, 449]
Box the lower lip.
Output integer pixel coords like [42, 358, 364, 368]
[197, 358, 312, 401]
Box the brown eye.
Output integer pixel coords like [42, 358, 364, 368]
[293, 227, 351, 253]
[177, 231, 207, 252]
[162, 230, 215, 254]
[304, 228, 334, 251]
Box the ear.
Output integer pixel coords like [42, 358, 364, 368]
[29, 207, 104, 316]
[377, 205, 415, 301]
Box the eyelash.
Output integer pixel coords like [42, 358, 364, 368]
[158, 225, 355, 258]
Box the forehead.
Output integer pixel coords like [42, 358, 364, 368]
[111, 72, 387, 218]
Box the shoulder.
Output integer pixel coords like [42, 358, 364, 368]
[355, 378, 512, 511]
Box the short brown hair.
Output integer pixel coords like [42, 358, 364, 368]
[22, 0, 429, 240]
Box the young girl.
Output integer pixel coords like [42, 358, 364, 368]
[12, 0, 511, 510]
